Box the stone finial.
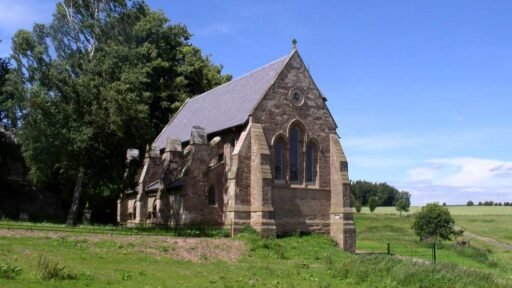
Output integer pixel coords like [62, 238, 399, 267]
[209, 136, 221, 147]
[166, 137, 182, 152]
[190, 126, 208, 145]
[126, 149, 140, 162]
[292, 38, 297, 50]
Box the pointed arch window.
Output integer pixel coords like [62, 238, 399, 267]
[306, 142, 318, 183]
[274, 141, 284, 180]
[289, 126, 300, 182]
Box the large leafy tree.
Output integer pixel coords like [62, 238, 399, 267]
[0, 43, 20, 129]
[8, 0, 230, 225]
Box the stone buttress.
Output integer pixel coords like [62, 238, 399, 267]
[329, 134, 356, 252]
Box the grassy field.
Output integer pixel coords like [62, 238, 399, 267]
[453, 215, 512, 245]
[0, 206, 511, 287]
[356, 205, 512, 244]
[355, 213, 512, 276]
[356, 205, 512, 216]
[356, 206, 512, 278]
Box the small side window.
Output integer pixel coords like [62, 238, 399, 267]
[208, 186, 216, 206]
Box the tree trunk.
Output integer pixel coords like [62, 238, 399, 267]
[66, 166, 85, 226]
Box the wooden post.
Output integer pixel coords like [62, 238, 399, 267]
[433, 242, 437, 263]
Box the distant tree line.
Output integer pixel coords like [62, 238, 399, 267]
[351, 180, 411, 208]
[467, 200, 512, 206]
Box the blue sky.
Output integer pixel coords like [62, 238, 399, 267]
[1, 0, 511, 205]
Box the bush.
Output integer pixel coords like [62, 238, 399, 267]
[412, 203, 460, 244]
[466, 200, 474, 206]
[354, 201, 362, 213]
[0, 261, 22, 279]
[395, 199, 410, 216]
[37, 255, 76, 280]
[368, 197, 378, 213]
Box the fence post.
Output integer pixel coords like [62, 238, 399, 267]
[433, 242, 437, 263]
[387, 243, 391, 255]
[231, 219, 234, 238]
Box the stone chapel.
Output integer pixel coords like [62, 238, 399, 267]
[117, 44, 356, 252]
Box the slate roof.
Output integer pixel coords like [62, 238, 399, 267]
[153, 53, 291, 148]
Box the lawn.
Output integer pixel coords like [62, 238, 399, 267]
[354, 213, 512, 277]
[453, 215, 512, 245]
[0, 208, 512, 288]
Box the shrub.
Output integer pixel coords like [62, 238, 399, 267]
[412, 203, 458, 242]
[37, 255, 76, 280]
[354, 201, 362, 213]
[466, 200, 474, 206]
[368, 197, 378, 213]
[0, 261, 22, 279]
[395, 199, 410, 216]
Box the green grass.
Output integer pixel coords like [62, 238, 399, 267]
[0, 220, 229, 237]
[0, 224, 510, 287]
[453, 215, 512, 245]
[355, 213, 512, 277]
[0, 207, 511, 287]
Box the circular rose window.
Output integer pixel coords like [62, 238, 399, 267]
[290, 89, 304, 106]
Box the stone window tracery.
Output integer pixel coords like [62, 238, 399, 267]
[289, 126, 302, 182]
[306, 141, 318, 183]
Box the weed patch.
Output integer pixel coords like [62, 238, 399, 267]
[37, 255, 77, 280]
[0, 260, 22, 279]
[452, 245, 498, 267]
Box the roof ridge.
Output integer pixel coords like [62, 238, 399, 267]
[186, 54, 289, 102]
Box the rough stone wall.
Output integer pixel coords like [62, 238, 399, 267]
[249, 123, 276, 236]
[252, 51, 337, 191]
[181, 144, 210, 224]
[250, 51, 338, 233]
[205, 162, 226, 224]
[329, 134, 356, 252]
[225, 125, 252, 231]
[272, 187, 330, 235]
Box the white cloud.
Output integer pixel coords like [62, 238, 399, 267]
[407, 157, 512, 187]
[399, 157, 512, 205]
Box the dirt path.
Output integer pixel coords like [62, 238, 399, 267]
[461, 229, 512, 251]
[454, 225, 512, 251]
